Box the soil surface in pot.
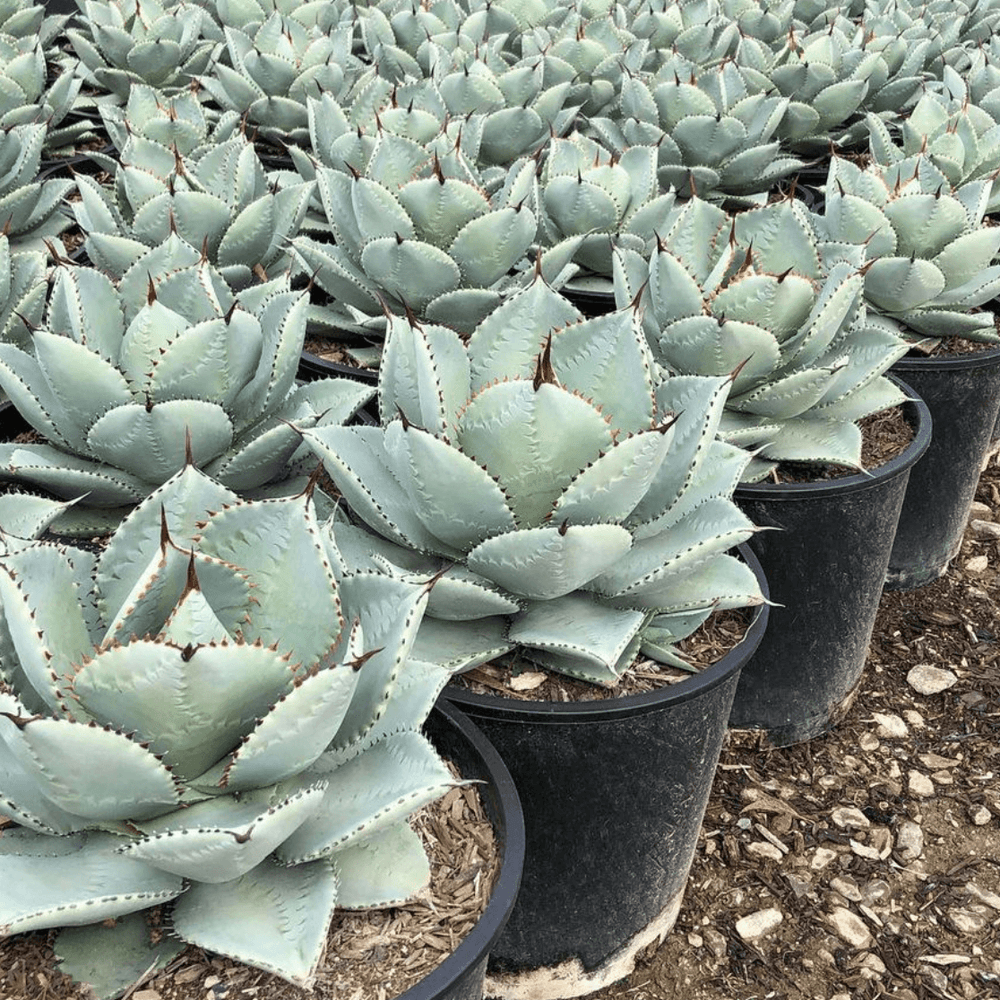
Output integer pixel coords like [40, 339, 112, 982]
[455, 609, 752, 701]
[586, 450, 1000, 1000]
[0, 763, 499, 1000]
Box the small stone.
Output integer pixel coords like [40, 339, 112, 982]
[859, 953, 887, 975]
[970, 518, 1000, 539]
[872, 712, 908, 738]
[924, 967, 950, 993]
[903, 709, 925, 727]
[830, 876, 863, 902]
[965, 883, 1000, 910]
[703, 927, 727, 959]
[907, 664, 958, 695]
[831, 994, 851, 1000]
[969, 804, 992, 826]
[859, 732, 880, 751]
[827, 907, 874, 949]
[850, 838, 881, 860]
[931, 769, 954, 786]
[747, 841, 784, 862]
[908, 770, 935, 798]
[967, 586, 990, 599]
[736, 907, 783, 942]
[862, 879, 892, 906]
[920, 752, 959, 769]
[736, 816, 752, 830]
[811, 847, 838, 870]
[947, 909, 989, 936]
[688, 933, 703, 948]
[785, 873, 813, 899]
[969, 501, 992, 519]
[921, 954, 972, 966]
[896, 820, 924, 861]
[831, 806, 871, 830]
[965, 554, 989, 573]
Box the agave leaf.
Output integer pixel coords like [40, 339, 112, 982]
[0, 494, 74, 543]
[466, 522, 632, 600]
[45, 265, 125, 364]
[0, 547, 93, 713]
[72, 640, 297, 781]
[213, 668, 361, 792]
[360, 236, 461, 311]
[331, 821, 429, 909]
[755, 416, 863, 468]
[55, 911, 186, 1000]
[509, 592, 646, 682]
[327, 571, 429, 748]
[407, 616, 512, 674]
[302, 425, 459, 556]
[449, 205, 536, 288]
[3, 717, 180, 822]
[882, 192, 968, 259]
[171, 857, 337, 987]
[197, 494, 342, 664]
[730, 366, 841, 419]
[390, 423, 516, 551]
[0, 833, 184, 937]
[276, 731, 455, 862]
[87, 400, 234, 483]
[457, 381, 614, 526]
[122, 783, 327, 881]
[467, 277, 582, 389]
[863, 256, 946, 312]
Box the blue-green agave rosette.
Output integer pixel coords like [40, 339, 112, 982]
[302, 276, 766, 684]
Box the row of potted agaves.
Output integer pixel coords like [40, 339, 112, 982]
[1, 0, 1000, 995]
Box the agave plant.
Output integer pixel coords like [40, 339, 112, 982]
[0, 122, 74, 251]
[628, 0, 741, 63]
[0, 463, 460, 987]
[613, 197, 911, 481]
[291, 117, 581, 335]
[867, 65, 1000, 212]
[0, 239, 373, 523]
[66, 0, 221, 101]
[301, 275, 766, 682]
[814, 154, 1000, 342]
[537, 131, 680, 278]
[72, 129, 313, 289]
[197, 11, 362, 145]
[0, 36, 87, 151]
[586, 57, 802, 202]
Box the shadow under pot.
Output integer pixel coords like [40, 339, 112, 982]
[728, 380, 931, 747]
[441, 546, 769, 1000]
[886, 344, 1000, 590]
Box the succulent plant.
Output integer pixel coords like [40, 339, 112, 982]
[814, 154, 1000, 342]
[301, 275, 765, 682]
[613, 197, 911, 481]
[197, 12, 362, 145]
[867, 66, 1000, 212]
[0, 0, 69, 44]
[628, 0, 742, 64]
[66, 0, 221, 102]
[0, 462, 459, 987]
[537, 132, 680, 278]
[586, 57, 802, 203]
[291, 116, 583, 335]
[0, 122, 74, 251]
[0, 239, 373, 519]
[98, 82, 242, 160]
[0, 36, 87, 151]
[72, 129, 313, 290]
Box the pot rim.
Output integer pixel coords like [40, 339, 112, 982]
[734, 374, 932, 502]
[397, 701, 526, 1000]
[442, 544, 769, 724]
[893, 341, 1000, 373]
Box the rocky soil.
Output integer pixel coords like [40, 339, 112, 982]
[592, 452, 1000, 1000]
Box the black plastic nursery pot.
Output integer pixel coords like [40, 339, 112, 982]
[729, 384, 931, 746]
[297, 349, 378, 386]
[402, 701, 526, 1000]
[886, 345, 1000, 590]
[441, 548, 769, 1000]
[560, 283, 616, 319]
